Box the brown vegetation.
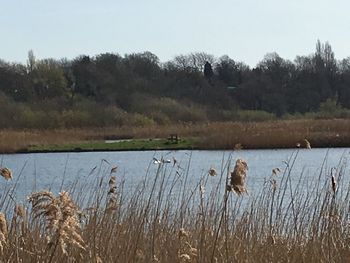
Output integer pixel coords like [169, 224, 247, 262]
[0, 152, 348, 262]
[0, 152, 349, 262]
[1, 118, 350, 153]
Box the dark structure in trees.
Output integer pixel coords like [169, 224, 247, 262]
[204, 61, 213, 80]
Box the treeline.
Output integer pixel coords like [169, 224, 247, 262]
[1, 40, 350, 129]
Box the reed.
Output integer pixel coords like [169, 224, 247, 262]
[0, 151, 349, 262]
[1, 118, 350, 152]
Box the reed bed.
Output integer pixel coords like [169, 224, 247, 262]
[2, 118, 350, 152]
[0, 148, 349, 262]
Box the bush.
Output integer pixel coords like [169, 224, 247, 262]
[129, 93, 208, 123]
[235, 110, 276, 122]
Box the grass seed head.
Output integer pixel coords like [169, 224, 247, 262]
[179, 253, 191, 262]
[272, 168, 281, 175]
[208, 167, 217, 176]
[0, 167, 12, 180]
[229, 159, 248, 195]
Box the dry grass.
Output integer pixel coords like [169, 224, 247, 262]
[2, 118, 350, 152]
[0, 213, 7, 253]
[199, 119, 350, 149]
[0, 150, 350, 262]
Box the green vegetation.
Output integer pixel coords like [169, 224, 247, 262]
[0, 40, 350, 130]
[27, 137, 198, 152]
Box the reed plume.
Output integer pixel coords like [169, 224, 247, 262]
[28, 191, 85, 258]
[272, 168, 281, 175]
[107, 176, 118, 211]
[108, 176, 117, 195]
[208, 167, 217, 176]
[0, 167, 12, 180]
[229, 159, 248, 195]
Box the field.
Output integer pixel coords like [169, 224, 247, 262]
[0, 149, 349, 262]
[1, 119, 350, 153]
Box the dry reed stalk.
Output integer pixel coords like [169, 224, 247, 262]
[110, 166, 118, 174]
[0, 167, 12, 180]
[234, 143, 242, 150]
[136, 249, 145, 260]
[199, 185, 205, 195]
[331, 175, 337, 194]
[228, 159, 248, 195]
[303, 139, 311, 149]
[179, 228, 189, 239]
[28, 191, 85, 258]
[0, 213, 7, 253]
[11, 203, 27, 240]
[271, 179, 277, 192]
[152, 255, 160, 262]
[14, 204, 26, 218]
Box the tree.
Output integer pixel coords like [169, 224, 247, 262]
[29, 58, 69, 99]
[27, 50, 36, 73]
[172, 52, 215, 72]
[215, 55, 241, 86]
[123, 51, 160, 79]
[204, 61, 213, 80]
[312, 40, 337, 99]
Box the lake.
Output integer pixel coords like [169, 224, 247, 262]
[1, 148, 349, 206]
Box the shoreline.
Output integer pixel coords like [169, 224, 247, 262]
[1, 119, 350, 154]
[12, 139, 350, 154]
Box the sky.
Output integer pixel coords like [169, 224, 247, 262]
[1, 0, 349, 67]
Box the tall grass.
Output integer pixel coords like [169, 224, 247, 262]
[2, 118, 350, 153]
[0, 150, 349, 262]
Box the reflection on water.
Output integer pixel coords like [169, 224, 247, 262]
[0, 148, 349, 204]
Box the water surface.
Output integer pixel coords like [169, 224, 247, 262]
[1, 148, 349, 204]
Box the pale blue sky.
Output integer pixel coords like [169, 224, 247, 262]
[1, 0, 349, 67]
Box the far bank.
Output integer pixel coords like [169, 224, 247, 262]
[1, 119, 350, 153]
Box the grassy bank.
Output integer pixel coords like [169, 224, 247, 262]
[26, 138, 198, 153]
[2, 118, 350, 153]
